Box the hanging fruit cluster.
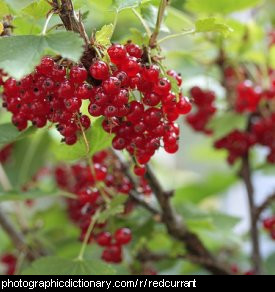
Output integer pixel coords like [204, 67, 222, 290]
[0, 41, 192, 175]
[55, 150, 151, 263]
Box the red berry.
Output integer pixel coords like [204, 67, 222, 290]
[176, 96, 192, 114]
[89, 61, 109, 80]
[102, 77, 121, 95]
[107, 44, 127, 65]
[96, 232, 112, 246]
[114, 228, 132, 245]
[134, 165, 146, 176]
[263, 216, 275, 230]
[70, 66, 87, 84]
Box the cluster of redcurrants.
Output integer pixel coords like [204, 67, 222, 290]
[1, 57, 92, 145]
[262, 216, 275, 240]
[215, 69, 275, 164]
[234, 80, 262, 113]
[234, 78, 275, 113]
[0, 41, 192, 172]
[55, 150, 151, 263]
[185, 86, 216, 135]
[214, 130, 256, 164]
[0, 144, 12, 164]
[251, 114, 275, 164]
[88, 42, 192, 172]
[0, 253, 16, 275]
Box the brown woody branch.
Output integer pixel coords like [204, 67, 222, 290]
[145, 166, 231, 275]
[52, 0, 97, 83]
[137, 247, 230, 271]
[0, 209, 38, 261]
[255, 192, 275, 219]
[0, 163, 38, 261]
[149, 0, 170, 48]
[240, 154, 262, 274]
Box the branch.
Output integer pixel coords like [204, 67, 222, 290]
[53, 0, 89, 44]
[145, 165, 231, 275]
[255, 191, 275, 219]
[240, 154, 262, 274]
[110, 150, 160, 216]
[0, 163, 38, 261]
[149, 0, 170, 48]
[52, 0, 97, 80]
[129, 190, 160, 216]
[137, 248, 231, 274]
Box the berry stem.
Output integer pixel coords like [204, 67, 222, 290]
[157, 29, 195, 45]
[42, 12, 54, 35]
[78, 115, 90, 155]
[131, 8, 152, 38]
[76, 208, 101, 261]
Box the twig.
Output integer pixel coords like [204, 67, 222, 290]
[240, 154, 262, 274]
[52, 0, 97, 82]
[57, 0, 89, 45]
[137, 248, 231, 273]
[0, 163, 37, 261]
[112, 154, 231, 274]
[129, 190, 160, 216]
[255, 192, 275, 219]
[145, 165, 231, 275]
[149, 0, 170, 48]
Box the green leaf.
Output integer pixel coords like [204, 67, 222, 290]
[0, 1, 10, 17]
[195, 18, 233, 36]
[112, 0, 141, 12]
[6, 131, 50, 187]
[4, 0, 37, 11]
[265, 253, 275, 275]
[0, 123, 37, 148]
[165, 7, 193, 33]
[177, 203, 240, 233]
[208, 112, 247, 139]
[174, 172, 236, 204]
[98, 195, 128, 223]
[129, 28, 149, 46]
[0, 31, 84, 80]
[141, 3, 169, 33]
[185, 0, 262, 15]
[270, 46, 275, 69]
[89, 117, 114, 156]
[21, 256, 116, 275]
[22, 0, 51, 19]
[0, 189, 60, 202]
[52, 117, 114, 161]
[95, 24, 114, 47]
